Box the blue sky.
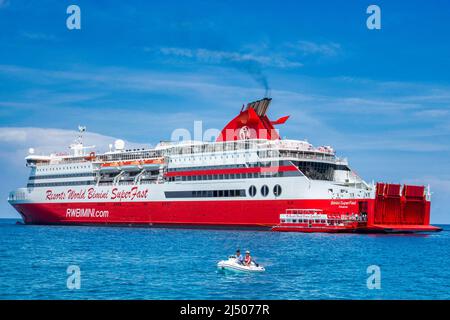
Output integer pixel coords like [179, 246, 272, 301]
[0, 0, 449, 222]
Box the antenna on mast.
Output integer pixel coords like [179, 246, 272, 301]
[70, 125, 94, 157]
[76, 125, 86, 145]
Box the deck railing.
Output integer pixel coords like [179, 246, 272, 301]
[33, 139, 341, 166]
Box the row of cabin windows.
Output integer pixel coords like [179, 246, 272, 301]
[168, 172, 287, 182]
[165, 189, 246, 198]
[192, 189, 246, 198]
[36, 165, 91, 172]
[165, 185, 282, 199]
[169, 164, 246, 172]
[29, 173, 95, 180]
[169, 154, 248, 163]
[98, 151, 159, 162]
[281, 219, 327, 224]
[27, 181, 94, 188]
[168, 161, 292, 172]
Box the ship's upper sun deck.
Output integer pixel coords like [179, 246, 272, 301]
[25, 138, 342, 168]
[25, 98, 344, 168]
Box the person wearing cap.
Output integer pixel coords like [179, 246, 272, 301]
[235, 249, 244, 265]
[244, 250, 252, 266]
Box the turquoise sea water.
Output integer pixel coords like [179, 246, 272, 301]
[0, 219, 449, 300]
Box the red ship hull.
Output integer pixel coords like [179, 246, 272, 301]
[13, 199, 364, 227]
[12, 194, 441, 233]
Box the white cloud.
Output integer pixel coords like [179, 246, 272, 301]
[21, 32, 57, 41]
[0, 127, 146, 159]
[286, 40, 342, 56]
[153, 40, 341, 70]
[0, 128, 28, 143]
[406, 177, 450, 195]
[413, 109, 449, 118]
[0, 63, 273, 112]
[156, 47, 303, 68]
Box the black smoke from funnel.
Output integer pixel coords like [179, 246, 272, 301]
[230, 59, 270, 98]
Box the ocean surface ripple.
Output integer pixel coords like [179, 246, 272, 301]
[0, 219, 449, 300]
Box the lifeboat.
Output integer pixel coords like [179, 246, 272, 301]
[99, 157, 165, 172]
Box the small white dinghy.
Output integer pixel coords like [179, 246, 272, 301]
[217, 255, 265, 272]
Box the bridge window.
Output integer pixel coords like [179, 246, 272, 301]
[293, 161, 336, 181]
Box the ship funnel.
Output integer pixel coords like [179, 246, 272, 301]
[217, 98, 289, 142]
[245, 98, 272, 117]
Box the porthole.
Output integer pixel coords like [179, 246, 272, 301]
[261, 185, 269, 197]
[249, 185, 257, 197]
[274, 184, 282, 197]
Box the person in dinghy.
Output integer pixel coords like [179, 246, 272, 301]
[217, 249, 265, 272]
[244, 250, 253, 266]
[235, 249, 244, 265]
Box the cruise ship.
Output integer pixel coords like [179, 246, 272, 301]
[8, 98, 441, 233]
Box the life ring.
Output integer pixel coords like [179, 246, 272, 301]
[85, 151, 96, 161]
